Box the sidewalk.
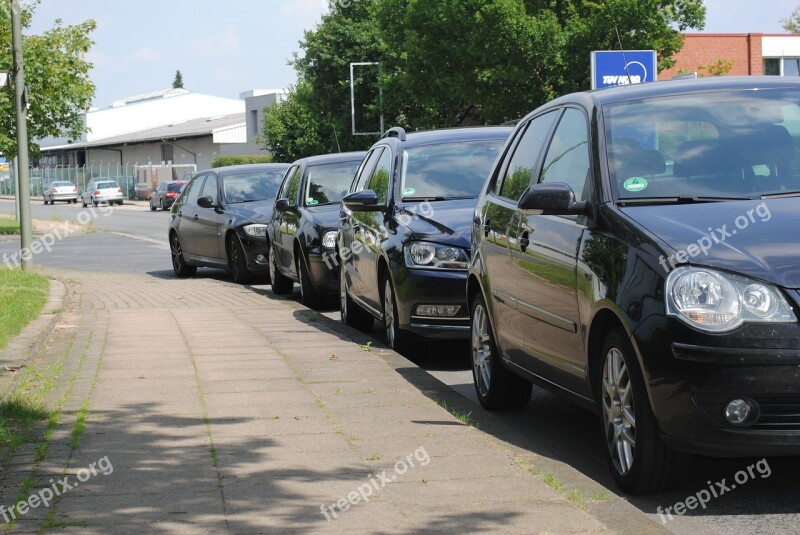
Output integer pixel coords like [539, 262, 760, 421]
[0, 270, 659, 534]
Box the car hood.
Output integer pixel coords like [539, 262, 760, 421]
[226, 199, 275, 225]
[621, 198, 800, 288]
[306, 204, 341, 230]
[397, 198, 477, 249]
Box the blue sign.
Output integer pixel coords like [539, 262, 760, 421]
[591, 50, 658, 90]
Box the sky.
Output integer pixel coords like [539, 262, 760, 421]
[26, 0, 799, 109]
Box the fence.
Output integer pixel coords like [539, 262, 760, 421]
[0, 163, 197, 200]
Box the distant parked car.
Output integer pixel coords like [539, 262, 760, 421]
[82, 180, 124, 207]
[149, 181, 187, 211]
[268, 152, 366, 308]
[43, 181, 78, 205]
[168, 163, 291, 284]
[338, 126, 512, 351]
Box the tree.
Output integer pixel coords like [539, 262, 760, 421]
[0, 2, 96, 159]
[172, 69, 184, 89]
[783, 6, 800, 33]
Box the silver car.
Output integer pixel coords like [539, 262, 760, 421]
[81, 180, 124, 207]
[43, 181, 79, 205]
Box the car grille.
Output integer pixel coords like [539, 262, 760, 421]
[751, 396, 800, 430]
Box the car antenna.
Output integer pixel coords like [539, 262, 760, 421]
[332, 124, 342, 153]
[615, 25, 634, 86]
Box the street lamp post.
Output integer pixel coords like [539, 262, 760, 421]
[11, 0, 33, 270]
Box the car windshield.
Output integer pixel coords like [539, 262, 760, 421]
[167, 183, 184, 193]
[605, 88, 800, 201]
[223, 170, 285, 203]
[97, 182, 119, 189]
[304, 161, 361, 206]
[400, 139, 506, 200]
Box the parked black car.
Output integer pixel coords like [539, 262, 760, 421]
[338, 126, 512, 351]
[169, 163, 290, 284]
[268, 152, 367, 308]
[469, 76, 800, 494]
[150, 180, 187, 211]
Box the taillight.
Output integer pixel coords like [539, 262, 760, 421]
[72, 187, 77, 192]
[166, 192, 176, 198]
[117, 188, 122, 193]
[94, 190, 101, 195]
[51, 188, 58, 193]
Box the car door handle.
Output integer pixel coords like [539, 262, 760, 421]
[193, 214, 199, 221]
[519, 231, 530, 252]
[178, 211, 182, 218]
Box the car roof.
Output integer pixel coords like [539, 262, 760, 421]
[545, 75, 800, 110]
[391, 126, 513, 148]
[213, 163, 291, 176]
[291, 151, 367, 167]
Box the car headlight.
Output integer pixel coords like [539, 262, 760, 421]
[665, 267, 796, 333]
[242, 224, 268, 238]
[404, 241, 469, 270]
[322, 231, 337, 249]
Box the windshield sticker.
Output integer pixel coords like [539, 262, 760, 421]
[402, 187, 416, 196]
[307, 198, 319, 205]
[623, 177, 648, 192]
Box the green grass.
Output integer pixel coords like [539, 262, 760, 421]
[0, 398, 49, 453]
[436, 400, 474, 427]
[0, 269, 49, 351]
[0, 219, 20, 235]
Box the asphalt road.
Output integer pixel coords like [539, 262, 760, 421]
[2, 197, 798, 535]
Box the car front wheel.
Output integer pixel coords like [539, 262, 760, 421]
[470, 292, 532, 410]
[297, 254, 322, 309]
[382, 276, 411, 353]
[228, 235, 252, 285]
[599, 328, 691, 494]
[269, 246, 294, 295]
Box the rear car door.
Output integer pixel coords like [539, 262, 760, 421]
[194, 173, 224, 261]
[175, 174, 206, 256]
[515, 107, 592, 396]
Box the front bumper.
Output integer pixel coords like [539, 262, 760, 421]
[308, 251, 339, 295]
[239, 235, 270, 274]
[633, 316, 800, 457]
[394, 267, 470, 340]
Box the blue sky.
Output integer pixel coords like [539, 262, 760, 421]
[28, 0, 797, 108]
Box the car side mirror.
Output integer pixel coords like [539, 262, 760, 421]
[197, 195, 215, 209]
[275, 198, 296, 213]
[343, 190, 384, 212]
[518, 183, 588, 216]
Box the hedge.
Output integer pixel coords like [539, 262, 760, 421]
[211, 155, 273, 168]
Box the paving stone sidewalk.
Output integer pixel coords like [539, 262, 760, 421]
[2, 270, 627, 534]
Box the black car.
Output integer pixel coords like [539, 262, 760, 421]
[337, 126, 512, 351]
[469, 76, 800, 494]
[150, 180, 187, 211]
[268, 152, 367, 308]
[169, 163, 290, 284]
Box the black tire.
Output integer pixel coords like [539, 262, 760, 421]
[470, 292, 532, 410]
[92, 198, 98, 207]
[598, 328, 692, 494]
[170, 233, 197, 278]
[118, 200, 124, 206]
[228, 234, 253, 285]
[268, 245, 294, 295]
[82, 198, 87, 208]
[340, 261, 373, 332]
[381, 275, 412, 353]
[43, 198, 48, 205]
[160, 199, 165, 211]
[297, 253, 323, 309]
[150, 199, 157, 211]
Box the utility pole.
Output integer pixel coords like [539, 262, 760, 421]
[11, 0, 32, 270]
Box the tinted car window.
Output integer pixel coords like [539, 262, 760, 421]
[52, 182, 73, 187]
[401, 139, 506, 200]
[368, 149, 392, 204]
[354, 148, 383, 192]
[285, 167, 302, 205]
[183, 176, 205, 205]
[305, 161, 361, 206]
[97, 182, 119, 189]
[201, 175, 218, 204]
[222, 170, 285, 204]
[167, 183, 183, 193]
[498, 111, 558, 201]
[539, 108, 591, 199]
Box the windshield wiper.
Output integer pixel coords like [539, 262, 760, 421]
[761, 191, 800, 199]
[618, 195, 753, 206]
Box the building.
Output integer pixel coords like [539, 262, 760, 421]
[660, 33, 800, 79]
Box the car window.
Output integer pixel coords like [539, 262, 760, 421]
[98, 182, 119, 189]
[498, 112, 558, 201]
[222, 170, 285, 204]
[277, 166, 298, 200]
[304, 160, 362, 206]
[200, 175, 218, 204]
[354, 148, 384, 192]
[167, 183, 184, 193]
[183, 175, 205, 205]
[285, 166, 302, 205]
[367, 149, 392, 204]
[539, 108, 591, 199]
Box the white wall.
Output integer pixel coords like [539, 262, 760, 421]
[763, 36, 800, 57]
[87, 137, 222, 172]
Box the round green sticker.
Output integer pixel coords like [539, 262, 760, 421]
[403, 187, 416, 196]
[623, 177, 648, 192]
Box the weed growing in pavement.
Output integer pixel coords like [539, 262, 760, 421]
[366, 453, 381, 461]
[359, 341, 373, 352]
[436, 400, 474, 427]
[544, 473, 564, 490]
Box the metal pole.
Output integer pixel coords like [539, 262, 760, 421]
[11, 0, 32, 270]
[13, 157, 19, 221]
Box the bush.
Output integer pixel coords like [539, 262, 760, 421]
[211, 155, 273, 168]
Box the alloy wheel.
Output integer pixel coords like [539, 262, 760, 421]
[383, 280, 396, 348]
[602, 347, 636, 476]
[471, 302, 492, 397]
[171, 235, 183, 272]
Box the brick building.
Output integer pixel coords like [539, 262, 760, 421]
[661, 33, 800, 79]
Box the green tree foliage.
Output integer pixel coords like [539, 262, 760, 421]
[0, 1, 96, 158]
[210, 155, 272, 168]
[172, 69, 184, 89]
[261, 0, 705, 159]
[783, 6, 800, 33]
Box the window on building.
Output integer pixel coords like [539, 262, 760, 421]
[785, 58, 800, 76]
[161, 144, 174, 164]
[763, 57, 800, 77]
[251, 110, 259, 137]
[764, 58, 781, 76]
